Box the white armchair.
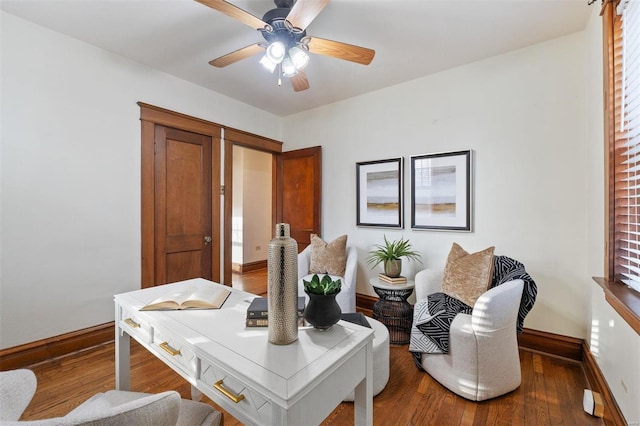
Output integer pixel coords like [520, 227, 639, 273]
[0, 369, 222, 425]
[413, 268, 525, 401]
[298, 245, 357, 313]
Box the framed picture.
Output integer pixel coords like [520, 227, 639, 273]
[356, 158, 403, 228]
[411, 150, 473, 231]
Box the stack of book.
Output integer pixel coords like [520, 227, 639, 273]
[245, 296, 306, 327]
[378, 273, 408, 284]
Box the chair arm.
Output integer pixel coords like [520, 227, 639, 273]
[0, 369, 37, 421]
[297, 245, 311, 279]
[414, 268, 443, 301]
[342, 246, 357, 290]
[471, 279, 524, 334]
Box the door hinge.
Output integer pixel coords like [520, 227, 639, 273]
[220, 185, 225, 195]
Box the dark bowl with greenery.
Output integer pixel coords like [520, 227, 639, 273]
[303, 274, 342, 295]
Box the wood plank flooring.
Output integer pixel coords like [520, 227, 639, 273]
[231, 268, 268, 296]
[18, 269, 604, 425]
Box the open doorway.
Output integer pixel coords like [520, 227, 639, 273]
[231, 146, 272, 295]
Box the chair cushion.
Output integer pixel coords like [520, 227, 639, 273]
[309, 234, 347, 276]
[441, 243, 494, 307]
[64, 390, 180, 426]
[177, 398, 222, 426]
[0, 369, 37, 421]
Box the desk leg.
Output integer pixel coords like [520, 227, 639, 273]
[354, 341, 373, 425]
[191, 385, 203, 401]
[114, 304, 130, 391]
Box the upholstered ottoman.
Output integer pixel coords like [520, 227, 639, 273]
[343, 316, 390, 401]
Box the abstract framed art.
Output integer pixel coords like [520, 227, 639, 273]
[410, 150, 473, 231]
[356, 158, 403, 228]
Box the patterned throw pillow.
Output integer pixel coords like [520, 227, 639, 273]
[441, 243, 495, 307]
[309, 234, 348, 276]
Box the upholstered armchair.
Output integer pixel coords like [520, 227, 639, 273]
[414, 270, 524, 401]
[411, 254, 536, 401]
[298, 244, 357, 313]
[0, 369, 222, 425]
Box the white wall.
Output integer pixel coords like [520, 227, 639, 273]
[241, 148, 272, 264]
[231, 146, 272, 266]
[231, 147, 244, 265]
[283, 32, 588, 339]
[584, 7, 640, 424]
[0, 12, 282, 348]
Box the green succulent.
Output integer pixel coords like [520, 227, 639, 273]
[303, 274, 342, 295]
[366, 235, 422, 269]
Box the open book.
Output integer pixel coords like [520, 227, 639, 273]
[140, 285, 231, 311]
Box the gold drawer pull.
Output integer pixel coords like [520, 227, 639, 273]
[124, 318, 140, 328]
[213, 379, 245, 404]
[159, 341, 181, 356]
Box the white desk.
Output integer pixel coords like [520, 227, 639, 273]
[114, 278, 374, 425]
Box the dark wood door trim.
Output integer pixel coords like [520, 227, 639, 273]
[140, 102, 285, 287]
[224, 128, 282, 153]
[139, 102, 224, 136]
[221, 133, 282, 285]
[223, 139, 233, 285]
[139, 103, 221, 288]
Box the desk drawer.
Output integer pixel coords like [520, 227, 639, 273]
[152, 328, 198, 379]
[119, 306, 151, 343]
[200, 359, 271, 425]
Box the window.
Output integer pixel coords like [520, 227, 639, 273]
[601, 0, 640, 334]
[607, 0, 640, 292]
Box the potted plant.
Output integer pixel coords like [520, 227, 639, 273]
[366, 235, 421, 278]
[303, 274, 342, 330]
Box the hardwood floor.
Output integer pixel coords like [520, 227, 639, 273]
[17, 270, 604, 425]
[232, 268, 268, 296]
[20, 341, 602, 425]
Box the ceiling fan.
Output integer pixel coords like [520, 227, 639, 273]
[195, 0, 375, 92]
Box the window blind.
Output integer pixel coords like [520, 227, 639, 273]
[616, 0, 640, 292]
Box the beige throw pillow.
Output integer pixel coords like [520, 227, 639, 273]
[441, 243, 495, 307]
[309, 234, 348, 276]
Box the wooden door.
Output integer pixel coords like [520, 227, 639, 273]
[154, 125, 213, 284]
[275, 146, 322, 252]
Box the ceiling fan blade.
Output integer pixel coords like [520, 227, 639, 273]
[285, 0, 330, 31]
[290, 70, 310, 92]
[209, 43, 264, 68]
[307, 37, 375, 65]
[195, 0, 269, 31]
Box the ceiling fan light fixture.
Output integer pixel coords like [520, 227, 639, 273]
[281, 56, 298, 77]
[265, 41, 286, 64]
[289, 45, 309, 70]
[259, 55, 277, 73]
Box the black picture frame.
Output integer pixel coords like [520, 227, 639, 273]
[356, 158, 404, 228]
[411, 150, 472, 231]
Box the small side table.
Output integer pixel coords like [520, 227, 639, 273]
[369, 279, 414, 345]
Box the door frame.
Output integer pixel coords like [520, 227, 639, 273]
[222, 128, 283, 285]
[140, 103, 284, 287]
[139, 103, 222, 288]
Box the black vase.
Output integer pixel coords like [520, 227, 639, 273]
[304, 291, 342, 330]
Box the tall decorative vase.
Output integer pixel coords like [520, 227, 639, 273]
[267, 223, 298, 345]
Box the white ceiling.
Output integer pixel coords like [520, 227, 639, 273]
[1, 0, 592, 117]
